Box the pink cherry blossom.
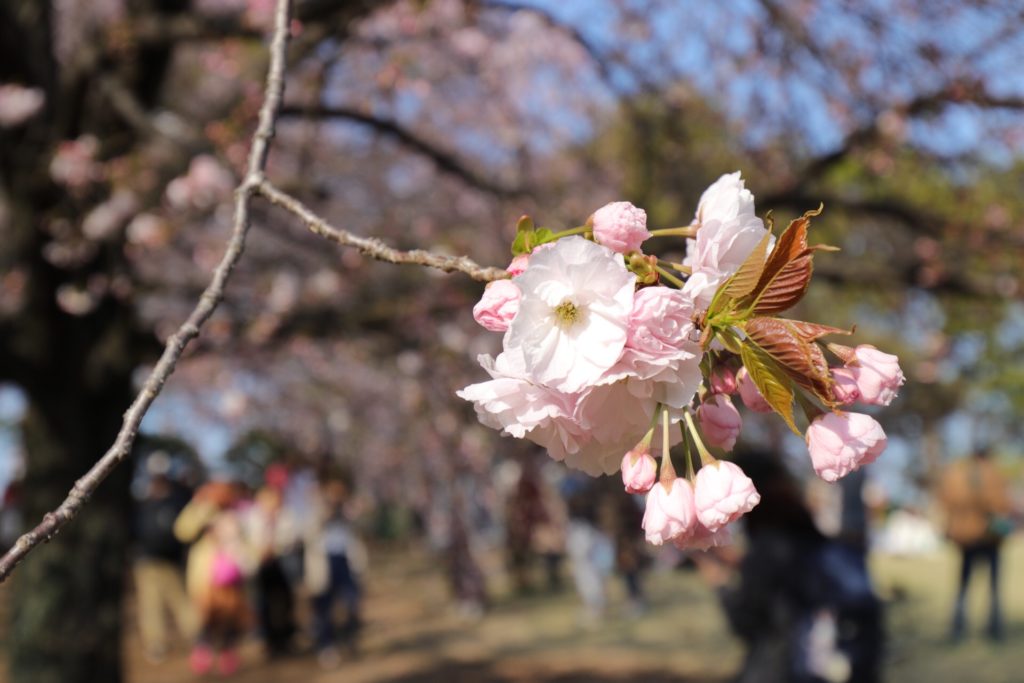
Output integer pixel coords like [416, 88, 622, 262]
[682, 172, 772, 309]
[0, 84, 45, 128]
[572, 379, 674, 475]
[642, 478, 697, 546]
[621, 448, 657, 494]
[694, 172, 757, 227]
[625, 286, 697, 359]
[506, 253, 530, 276]
[505, 237, 634, 393]
[736, 367, 773, 413]
[458, 351, 662, 476]
[805, 411, 887, 482]
[830, 367, 860, 405]
[456, 350, 590, 464]
[710, 366, 737, 394]
[847, 345, 905, 406]
[697, 395, 742, 450]
[591, 201, 651, 254]
[694, 460, 760, 530]
[472, 279, 520, 332]
[598, 287, 703, 410]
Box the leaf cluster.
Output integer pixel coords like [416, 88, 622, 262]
[706, 209, 849, 432]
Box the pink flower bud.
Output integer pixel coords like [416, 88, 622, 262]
[591, 201, 651, 254]
[694, 460, 760, 531]
[506, 253, 530, 276]
[805, 411, 887, 483]
[642, 478, 697, 546]
[736, 367, 773, 413]
[847, 345, 905, 406]
[674, 521, 733, 551]
[697, 395, 742, 450]
[472, 279, 520, 332]
[710, 366, 737, 394]
[830, 367, 860, 405]
[621, 448, 657, 494]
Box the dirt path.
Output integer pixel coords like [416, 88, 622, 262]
[3, 538, 1023, 681]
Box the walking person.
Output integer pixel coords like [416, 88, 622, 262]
[246, 472, 301, 657]
[175, 480, 255, 677]
[133, 456, 197, 662]
[939, 447, 1014, 642]
[304, 475, 366, 668]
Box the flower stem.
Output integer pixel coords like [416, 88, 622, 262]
[680, 422, 695, 480]
[655, 266, 686, 288]
[684, 410, 716, 467]
[549, 226, 589, 240]
[659, 260, 692, 275]
[650, 226, 698, 238]
[658, 406, 677, 483]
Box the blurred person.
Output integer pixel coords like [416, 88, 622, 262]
[246, 465, 301, 657]
[563, 474, 614, 625]
[303, 475, 367, 668]
[696, 453, 883, 683]
[938, 447, 1014, 642]
[606, 488, 648, 615]
[133, 454, 197, 662]
[504, 459, 549, 592]
[447, 492, 489, 619]
[534, 463, 569, 592]
[175, 480, 255, 677]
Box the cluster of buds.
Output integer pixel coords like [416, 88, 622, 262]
[460, 172, 905, 546]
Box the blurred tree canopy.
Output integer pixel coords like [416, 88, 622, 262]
[1, 0, 1024, 680]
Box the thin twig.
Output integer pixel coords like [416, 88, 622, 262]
[0, 0, 294, 582]
[256, 180, 509, 282]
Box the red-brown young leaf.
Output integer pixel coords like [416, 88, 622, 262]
[743, 317, 836, 406]
[787, 321, 853, 342]
[751, 250, 813, 314]
[740, 207, 822, 315]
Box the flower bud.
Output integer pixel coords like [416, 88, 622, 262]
[710, 366, 737, 395]
[830, 367, 860, 405]
[694, 460, 760, 531]
[506, 254, 530, 276]
[805, 411, 887, 482]
[642, 478, 697, 546]
[848, 345, 905, 406]
[472, 279, 520, 332]
[697, 395, 742, 450]
[736, 367, 773, 413]
[591, 201, 651, 254]
[620, 448, 657, 494]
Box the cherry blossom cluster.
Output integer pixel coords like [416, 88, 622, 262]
[459, 172, 905, 548]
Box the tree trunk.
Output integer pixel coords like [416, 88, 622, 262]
[7, 375, 135, 682]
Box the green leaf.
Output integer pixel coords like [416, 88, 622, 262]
[533, 228, 555, 246]
[709, 230, 772, 317]
[511, 215, 537, 255]
[511, 230, 530, 256]
[739, 342, 799, 434]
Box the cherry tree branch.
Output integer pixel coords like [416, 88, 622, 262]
[0, 0, 294, 582]
[279, 104, 523, 196]
[256, 180, 508, 282]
